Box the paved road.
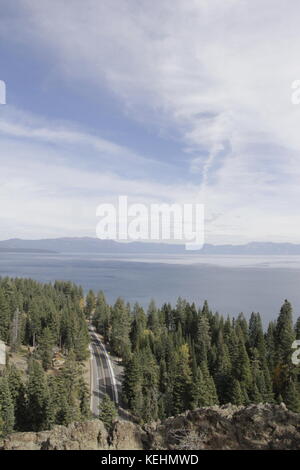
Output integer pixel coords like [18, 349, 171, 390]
[89, 328, 119, 416]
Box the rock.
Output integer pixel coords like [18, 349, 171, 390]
[42, 420, 109, 450]
[0, 431, 43, 450]
[110, 420, 144, 450]
[146, 408, 240, 450]
[1, 404, 300, 450]
[145, 403, 300, 450]
[0, 420, 108, 451]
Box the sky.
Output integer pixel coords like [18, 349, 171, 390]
[1, 0, 300, 244]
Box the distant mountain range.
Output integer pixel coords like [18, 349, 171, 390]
[0, 247, 56, 254]
[1, 237, 300, 255]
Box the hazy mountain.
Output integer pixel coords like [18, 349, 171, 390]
[1, 237, 300, 255]
[0, 247, 57, 254]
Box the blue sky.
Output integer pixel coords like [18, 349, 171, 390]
[1, 0, 300, 243]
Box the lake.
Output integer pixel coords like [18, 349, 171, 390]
[1, 252, 300, 325]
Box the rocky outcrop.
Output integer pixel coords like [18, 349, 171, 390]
[1, 403, 300, 450]
[145, 403, 300, 450]
[110, 420, 144, 450]
[0, 420, 109, 450]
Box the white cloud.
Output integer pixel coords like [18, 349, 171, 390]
[0, 106, 173, 173]
[0, 111, 200, 239]
[2, 0, 300, 242]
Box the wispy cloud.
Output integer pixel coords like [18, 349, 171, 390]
[1, 0, 300, 242]
[0, 109, 199, 239]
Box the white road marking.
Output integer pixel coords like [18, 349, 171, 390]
[91, 341, 100, 415]
[94, 332, 119, 406]
[90, 330, 119, 416]
[89, 344, 93, 412]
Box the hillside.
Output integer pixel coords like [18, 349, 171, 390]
[1, 403, 300, 450]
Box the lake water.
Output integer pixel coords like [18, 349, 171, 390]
[1, 252, 300, 325]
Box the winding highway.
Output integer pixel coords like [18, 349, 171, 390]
[89, 326, 119, 416]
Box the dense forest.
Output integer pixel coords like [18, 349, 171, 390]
[0, 278, 90, 437]
[1, 277, 300, 437]
[91, 291, 300, 422]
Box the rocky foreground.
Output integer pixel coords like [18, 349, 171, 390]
[1, 403, 300, 450]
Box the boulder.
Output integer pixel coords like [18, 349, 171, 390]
[1, 404, 300, 450]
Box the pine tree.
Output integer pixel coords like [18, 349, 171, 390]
[249, 312, 266, 361]
[158, 358, 168, 408]
[295, 317, 300, 339]
[236, 313, 249, 346]
[46, 375, 61, 425]
[54, 355, 82, 425]
[78, 377, 90, 419]
[284, 380, 300, 412]
[111, 298, 131, 361]
[43, 380, 56, 430]
[276, 300, 295, 364]
[262, 365, 274, 403]
[196, 311, 211, 364]
[130, 303, 147, 351]
[0, 376, 15, 436]
[140, 347, 159, 422]
[201, 300, 210, 317]
[123, 354, 143, 416]
[172, 344, 193, 414]
[73, 322, 89, 361]
[147, 299, 160, 333]
[10, 308, 21, 352]
[274, 300, 296, 400]
[164, 302, 173, 329]
[266, 321, 276, 371]
[6, 364, 27, 430]
[26, 359, 49, 431]
[0, 289, 10, 342]
[0, 414, 4, 438]
[234, 337, 252, 395]
[214, 331, 232, 404]
[99, 394, 117, 429]
[27, 301, 41, 347]
[191, 366, 203, 409]
[231, 379, 244, 405]
[60, 391, 81, 425]
[93, 291, 111, 341]
[38, 327, 54, 370]
[250, 356, 264, 403]
[85, 290, 96, 318]
[199, 360, 219, 406]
